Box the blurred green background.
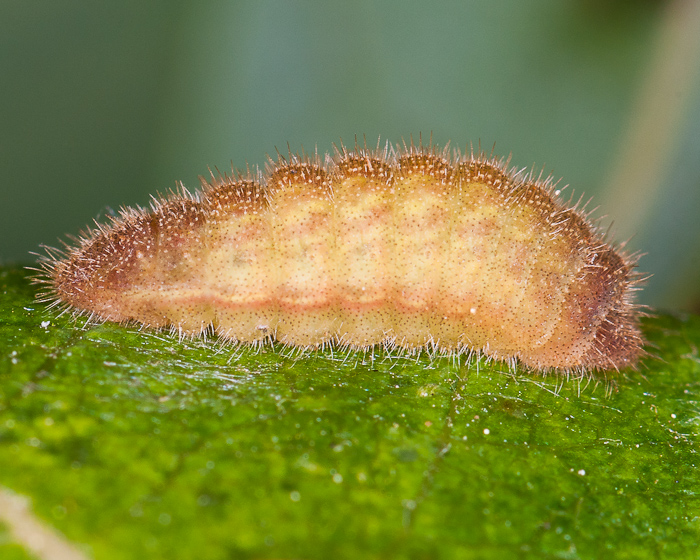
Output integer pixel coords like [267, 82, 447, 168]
[2, 0, 700, 311]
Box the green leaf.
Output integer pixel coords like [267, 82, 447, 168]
[1, 265, 699, 559]
[0, 520, 39, 560]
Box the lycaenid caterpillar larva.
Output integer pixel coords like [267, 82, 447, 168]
[34, 140, 645, 374]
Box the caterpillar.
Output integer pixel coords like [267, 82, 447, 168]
[35, 140, 644, 374]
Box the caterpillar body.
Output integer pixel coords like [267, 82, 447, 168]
[37, 140, 644, 374]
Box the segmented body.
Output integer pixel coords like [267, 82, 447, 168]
[39, 142, 644, 373]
